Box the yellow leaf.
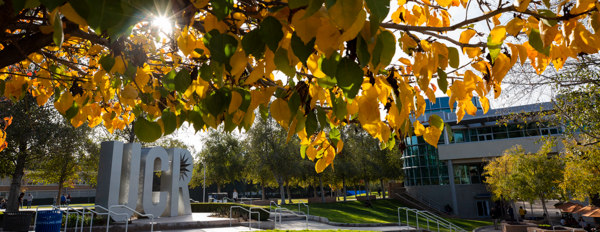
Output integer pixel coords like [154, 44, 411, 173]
[506, 18, 524, 36]
[60, 3, 87, 26]
[110, 56, 126, 74]
[514, 0, 531, 12]
[540, 23, 559, 48]
[229, 91, 243, 114]
[437, 0, 453, 8]
[54, 91, 74, 114]
[191, 0, 210, 8]
[398, 57, 412, 66]
[246, 63, 265, 84]
[307, 54, 326, 78]
[230, 49, 247, 81]
[423, 126, 442, 148]
[270, 98, 291, 130]
[40, 25, 54, 34]
[315, 20, 342, 58]
[121, 85, 138, 99]
[413, 120, 425, 136]
[315, 157, 328, 173]
[88, 44, 104, 56]
[464, 70, 477, 93]
[489, 26, 506, 44]
[459, 29, 476, 44]
[336, 140, 344, 154]
[571, 0, 595, 14]
[328, 0, 363, 30]
[464, 47, 482, 58]
[261, 86, 278, 106]
[335, 9, 367, 45]
[480, 96, 490, 113]
[292, 9, 322, 44]
[306, 145, 318, 160]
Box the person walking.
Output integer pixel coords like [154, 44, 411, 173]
[27, 194, 33, 209]
[52, 195, 57, 206]
[66, 194, 71, 206]
[60, 194, 66, 207]
[232, 189, 238, 203]
[491, 207, 499, 230]
[18, 192, 24, 209]
[580, 217, 587, 228]
[519, 206, 526, 220]
[507, 205, 514, 220]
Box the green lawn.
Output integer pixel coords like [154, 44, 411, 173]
[264, 230, 377, 232]
[275, 199, 492, 232]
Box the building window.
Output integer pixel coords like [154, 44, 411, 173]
[451, 123, 562, 144]
[477, 201, 490, 217]
[453, 164, 485, 185]
[403, 135, 449, 187]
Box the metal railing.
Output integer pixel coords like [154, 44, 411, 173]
[223, 197, 235, 203]
[269, 201, 281, 213]
[250, 207, 271, 228]
[275, 208, 308, 230]
[108, 205, 155, 232]
[398, 191, 449, 215]
[229, 206, 260, 230]
[398, 207, 467, 232]
[298, 200, 309, 216]
[64, 206, 86, 232]
[240, 198, 253, 205]
[82, 205, 129, 232]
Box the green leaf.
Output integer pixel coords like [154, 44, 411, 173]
[316, 106, 328, 128]
[70, 0, 90, 19]
[274, 48, 296, 77]
[205, 87, 232, 117]
[301, 0, 324, 19]
[336, 58, 363, 99]
[445, 122, 453, 142]
[372, 30, 396, 68]
[86, 0, 123, 33]
[209, 33, 239, 65]
[329, 126, 341, 145]
[65, 101, 79, 120]
[162, 70, 177, 91]
[325, 0, 336, 9]
[161, 109, 177, 136]
[288, 91, 301, 120]
[288, 0, 309, 9]
[174, 69, 191, 93]
[194, 48, 204, 55]
[487, 35, 502, 63]
[333, 96, 347, 120]
[106, 1, 138, 39]
[357, 35, 371, 68]
[321, 52, 341, 77]
[448, 47, 459, 69]
[538, 9, 557, 27]
[429, 114, 444, 130]
[211, 0, 233, 21]
[295, 110, 307, 133]
[99, 55, 115, 72]
[369, 16, 380, 40]
[305, 109, 318, 136]
[300, 145, 308, 159]
[158, 87, 169, 98]
[134, 117, 163, 143]
[365, 0, 389, 24]
[259, 104, 269, 121]
[52, 12, 63, 48]
[12, 0, 26, 16]
[317, 75, 337, 88]
[291, 32, 315, 65]
[39, 0, 65, 11]
[242, 29, 266, 59]
[528, 28, 550, 56]
[224, 112, 237, 132]
[188, 111, 205, 133]
[200, 64, 212, 82]
[436, 68, 448, 93]
[259, 16, 284, 52]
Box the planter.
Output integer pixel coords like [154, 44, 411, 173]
[501, 222, 537, 232]
[356, 195, 377, 201]
[526, 226, 585, 232]
[307, 197, 337, 203]
[3, 211, 34, 232]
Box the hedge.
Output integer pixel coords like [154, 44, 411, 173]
[191, 203, 270, 221]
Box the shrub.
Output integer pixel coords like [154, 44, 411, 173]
[191, 203, 270, 221]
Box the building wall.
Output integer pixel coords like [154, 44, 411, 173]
[438, 136, 563, 160]
[407, 184, 492, 219]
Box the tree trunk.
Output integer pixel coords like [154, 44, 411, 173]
[7, 152, 27, 212]
[279, 183, 286, 205]
[540, 195, 552, 226]
[343, 177, 347, 202]
[319, 174, 325, 203]
[365, 180, 370, 197]
[313, 184, 317, 198]
[217, 183, 221, 193]
[261, 183, 265, 200]
[128, 122, 136, 143]
[380, 179, 386, 199]
[56, 181, 64, 208]
[286, 182, 292, 204]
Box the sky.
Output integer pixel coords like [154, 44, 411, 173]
[163, 0, 555, 153]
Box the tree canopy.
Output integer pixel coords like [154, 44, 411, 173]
[1, 0, 599, 173]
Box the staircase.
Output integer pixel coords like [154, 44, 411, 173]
[393, 187, 458, 218]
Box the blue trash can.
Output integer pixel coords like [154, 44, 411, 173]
[35, 210, 62, 232]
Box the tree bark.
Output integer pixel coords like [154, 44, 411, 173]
[343, 177, 347, 202]
[365, 180, 370, 197]
[540, 195, 552, 226]
[217, 183, 221, 193]
[128, 122, 135, 143]
[286, 182, 292, 204]
[261, 183, 265, 200]
[319, 174, 325, 203]
[7, 151, 27, 212]
[313, 184, 317, 198]
[380, 179, 386, 199]
[279, 183, 286, 205]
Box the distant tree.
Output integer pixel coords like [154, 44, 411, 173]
[190, 128, 244, 193]
[27, 121, 91, 202]
[484, 143, 564, 224]
[0, 96, 63, 212]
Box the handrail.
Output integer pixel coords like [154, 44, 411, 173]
[270, 201, 281, 213]
[398, 207, 467, 232]
[229, 206, 260, 230]
[82, 205, 128, 232]
[298, 200, 309, 216]
[404, 188, 449, 215]
[275, 208, 308, 230]
[223, 197, 235, 203]
[33, 205, 60, 231]
[64, 206, 86, 232]
[108, 205, 155, 232]
[249, 207, 271, 228]
[241, 198, 253, 205]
